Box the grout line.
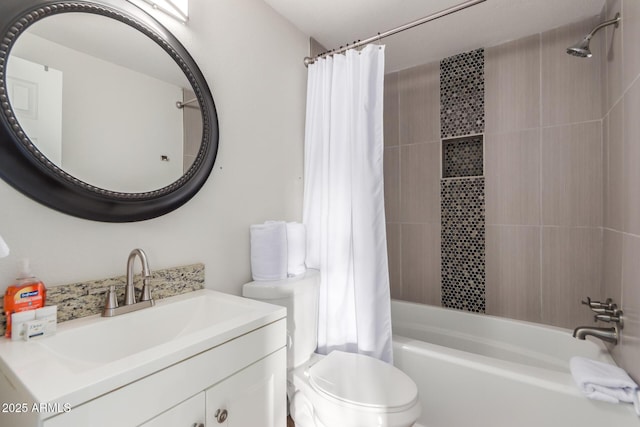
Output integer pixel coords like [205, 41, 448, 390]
[538, 31, 544, 323]
[398, 139, 440, 148]
[397, 81, 403, 301]
[539, 118, 604, 130]
[485, 224, 605, 229]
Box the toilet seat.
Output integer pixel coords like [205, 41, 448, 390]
[308, 350, 418, 411]
[291, 351, 420, 427]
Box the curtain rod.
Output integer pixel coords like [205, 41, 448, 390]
[303, 0, 486, 67]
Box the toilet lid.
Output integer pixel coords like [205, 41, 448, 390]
[308, 350, 418, 410]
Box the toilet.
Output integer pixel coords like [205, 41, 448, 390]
[242, 269, 421, 427]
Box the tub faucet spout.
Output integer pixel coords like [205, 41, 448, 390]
[572, 325, 619, 345]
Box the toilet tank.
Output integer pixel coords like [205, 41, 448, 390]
[242, 269, 319, 369]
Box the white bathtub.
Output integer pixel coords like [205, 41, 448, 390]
[390, 299, 639, 427]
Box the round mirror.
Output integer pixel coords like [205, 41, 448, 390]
[7, 12, 202, 193]
[0, 0, 218, 221]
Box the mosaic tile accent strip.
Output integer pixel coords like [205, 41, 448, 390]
[442, 135, 484, 178]
[440, 48, 485, 138]
[0, 263, 204, 335]
[441, 178, 485, 312]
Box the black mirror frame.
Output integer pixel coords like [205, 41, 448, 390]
[0, 0, 219, 222]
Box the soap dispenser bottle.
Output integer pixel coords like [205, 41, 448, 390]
[4, 259, 47, 338]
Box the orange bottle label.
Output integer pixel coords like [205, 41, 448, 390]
[3, 283, 46, 338]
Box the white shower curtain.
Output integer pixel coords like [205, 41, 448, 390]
[303, 44, 393, 363]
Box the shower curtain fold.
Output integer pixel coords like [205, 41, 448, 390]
[303, 45, 393, 363]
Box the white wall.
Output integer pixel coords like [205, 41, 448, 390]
[0, 0, 308, 295]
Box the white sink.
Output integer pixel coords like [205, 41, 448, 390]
[39, 291, 261, 365]
[0, 289, 285, 409]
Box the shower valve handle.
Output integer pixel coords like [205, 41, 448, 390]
[594, 312, 624, 328]
[582, 297, 615, 310]
[590, 306, 619, 315]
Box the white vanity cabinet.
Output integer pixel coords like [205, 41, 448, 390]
[0, 290, 288, 427]
[40, 320, 286, 427]
[139, 348, 286, 427]
[139, 392, 205, 427]
[205, 348, 286, 426]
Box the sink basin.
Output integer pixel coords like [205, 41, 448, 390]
[39, 291, 259, 365]
[0, 289, 285, 409]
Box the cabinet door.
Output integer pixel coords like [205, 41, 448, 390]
[139, 392, 205, 427]
[206, 348, 286, 427]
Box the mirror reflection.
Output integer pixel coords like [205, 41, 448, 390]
[6, 12, 202, 193]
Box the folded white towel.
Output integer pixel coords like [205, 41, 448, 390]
[286, 222, 306, 276]
[250, 221, 288, 281]
[570, 356, 640, 413]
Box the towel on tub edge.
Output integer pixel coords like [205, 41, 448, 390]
[570, 356, 640, 415]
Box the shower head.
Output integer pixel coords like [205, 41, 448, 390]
[566, 13, 620, 58]
[567, 36, 593, 58]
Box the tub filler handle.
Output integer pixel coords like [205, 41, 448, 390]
[581, 297, 615, 311]
[594, 311, 624, 328]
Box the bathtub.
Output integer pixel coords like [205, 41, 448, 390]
[390, 299, 639, 427]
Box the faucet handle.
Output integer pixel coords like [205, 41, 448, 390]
[590, 306, 619, 315]
[87, 284, 124, 311]
[594, 312, 624, 328]
[582, 297, 615, 310]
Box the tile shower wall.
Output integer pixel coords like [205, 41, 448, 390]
[441, 177, 485, 312]
[485, 15, 604, 329]
[384, 62, 441, 305]
[385, 49, 487, 311]
[440, 49, 485, 139]
[439, 49, 486, 312]
[385, 16, 606, 328]
[601, 0, 640, 381]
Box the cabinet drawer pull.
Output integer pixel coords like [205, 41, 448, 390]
[214, 408, 228, 423]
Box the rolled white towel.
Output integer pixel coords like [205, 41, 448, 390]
[570, 356, 640, 413]
[286, 222, 306, 276]
[250, 221, 288, 281]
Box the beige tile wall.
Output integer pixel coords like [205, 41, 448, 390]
[485, 225, 541, 322]
[385, 15, 609, 330]
[383, 0, 640, 384]
[484, 16, 605, 328]
[602, 0, 640, 382]
[384, 63, 441, 304]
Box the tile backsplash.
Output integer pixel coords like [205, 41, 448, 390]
[1, 263, 204, 336]
[440, 48, 485, 139]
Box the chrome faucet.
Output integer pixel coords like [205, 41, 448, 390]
[95, 248, 155, 317]
[573, 297, 623, 345]
[125, 248, 152, 305]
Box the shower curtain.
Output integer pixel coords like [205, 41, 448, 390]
[303, 44, 393, 363]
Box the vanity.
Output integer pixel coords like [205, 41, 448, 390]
[0, 290, 287, 427]
[0, 1, 286, 424]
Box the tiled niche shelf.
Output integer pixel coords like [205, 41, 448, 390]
[441, 134, 484, 179]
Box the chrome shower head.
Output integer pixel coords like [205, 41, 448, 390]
[566, 36, 592, 58]
[566, 13, 620, 58]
